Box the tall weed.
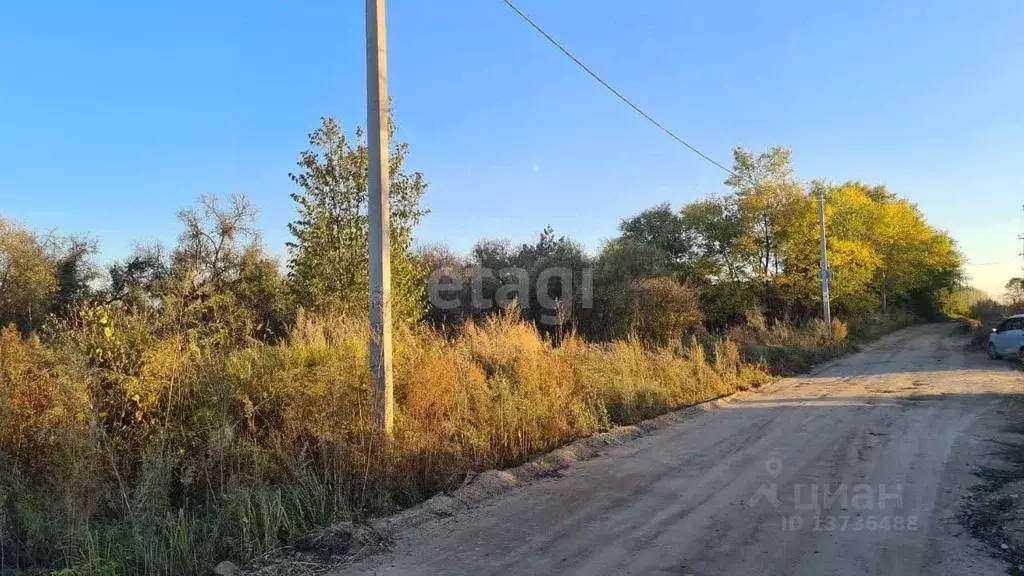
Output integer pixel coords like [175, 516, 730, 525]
[1, 307, 880, 575]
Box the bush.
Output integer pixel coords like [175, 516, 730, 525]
[970, 298, 1014, 326]
[625, 277, 703, 347]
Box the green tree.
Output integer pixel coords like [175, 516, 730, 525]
[1006, 278, 1024, 309]
[724, 146, 804, 284]
[618, 204, 693, 278]
[287, 116, 427, 323]
[414, 243, 473, 327]
[470, 227, 592, 333]
[937, 285, 987, 318]
[679, 194, 745, 283]
[519, 228, 591, 332]
[581, 238, 670, 340]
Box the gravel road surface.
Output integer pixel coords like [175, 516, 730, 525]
[334, 323, 1024, 576]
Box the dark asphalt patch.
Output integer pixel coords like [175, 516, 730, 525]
[959, 416, 1024, 574]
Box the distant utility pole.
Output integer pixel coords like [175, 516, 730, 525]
[817, 186, 832, 334]
[1018, 204, 1024, 271]
[366, 0, 394, 436]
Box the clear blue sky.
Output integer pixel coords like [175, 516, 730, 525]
[2, 0, 1023, 297]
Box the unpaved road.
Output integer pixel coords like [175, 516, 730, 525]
[337, 323, 1024, 576]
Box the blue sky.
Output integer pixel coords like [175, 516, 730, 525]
[2, 0, 1023, 297]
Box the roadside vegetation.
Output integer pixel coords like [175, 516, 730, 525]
[948, 281, 1024, 347]
[1, 117, 965, 575]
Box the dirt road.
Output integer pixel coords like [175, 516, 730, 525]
[335, 323, 1024, 576]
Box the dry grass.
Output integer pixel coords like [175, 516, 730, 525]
[0, 304, 915, 576]
[726, 310, 850, 375]
[951, 316, 989, 348]
[0, 309, 772, 576]
[845, 309, 916, 340]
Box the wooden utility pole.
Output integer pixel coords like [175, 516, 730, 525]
[817, 186, 832, 335]
[366, 0, 393, 435]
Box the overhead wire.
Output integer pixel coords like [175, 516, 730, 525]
[501, 0, 741, 181]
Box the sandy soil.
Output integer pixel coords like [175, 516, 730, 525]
[331, 323, 1024, 576]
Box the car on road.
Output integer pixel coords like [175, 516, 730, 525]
[987, 313, 1024, 359]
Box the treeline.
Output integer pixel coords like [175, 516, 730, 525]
[423, 147, 963, 341]
[952, 279, 1024, 345]
[0, 118, 964, 576]
[0, 118, 427, 346]
[0, 143, 963, 346]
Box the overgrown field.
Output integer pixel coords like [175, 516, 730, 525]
[0, 307, 885, 575]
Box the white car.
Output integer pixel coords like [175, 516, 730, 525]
[987, 314, 1024, 359]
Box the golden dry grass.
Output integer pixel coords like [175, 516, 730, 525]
[0, 310, 844, 576]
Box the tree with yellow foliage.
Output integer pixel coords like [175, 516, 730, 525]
[0, 217, 57, 332]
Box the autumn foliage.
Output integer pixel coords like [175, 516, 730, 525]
[0, 125, 964, 575]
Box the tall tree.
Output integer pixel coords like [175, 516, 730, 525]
[724, 146, 803, 285]
[868, 196, 961, 311]
[780, 180, 961, 316]
[781, 182, 881, 314]
[582, 238, 673, 340]
[173, 192, 259, 291]
[1005, 278, 1024, 309]
[618, 204, 693, 278]
[679, 195, 745, 283]
[287, 116, 427, 323]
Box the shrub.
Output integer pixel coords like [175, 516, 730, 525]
[626, 277, 703, 347]
[0, 325, 89, 476]
[970, 298, 1014, 326]
[831, 318, 849, 343]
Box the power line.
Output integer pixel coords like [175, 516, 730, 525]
[969, 259, 1017, 267]
[501, 0, 739, 180]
